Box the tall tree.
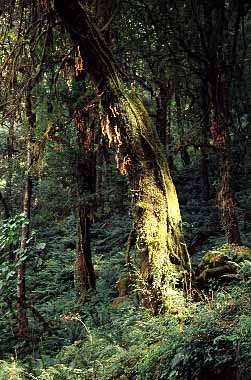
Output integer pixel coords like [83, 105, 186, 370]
[201, 0, 242, 244]
[54, 0, 190, 311]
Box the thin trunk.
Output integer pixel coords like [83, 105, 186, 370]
[210, 76, 241, 244]
[6, 110, 16, 261]
[16, 91, 34, 336]
[200, 152, 210, 200]
[6, 121, 14, 213]
[200, 79, 210, 200]
[76, 205, 95, 302]
[0, 191, 10, 219]
[95, 142, 111, 218]
[95, 147, 105, 218]
[174, 81, 183, 138]
[17, 178, 32, 336]
[75, 109, 96, 303]
[55, 1, 190, 311]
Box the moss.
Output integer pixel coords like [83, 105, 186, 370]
[232, 245, 251, 260]
[103, 71, 191, 309]
[197, 265, 236, 281]
[196, 245, 251, 285]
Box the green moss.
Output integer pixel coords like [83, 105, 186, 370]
[105, 75, 191, 308]
[196, 245, 251, 284]
[197, 265, 235, 281]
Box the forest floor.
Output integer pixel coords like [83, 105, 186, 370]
[1, 159, 251, 380]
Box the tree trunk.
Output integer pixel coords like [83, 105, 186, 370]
[174, 81, 183, 139]
[95, 145, 105, 218]
[76, 206, 96, 302]
[200, 78, 210, 201]
[54, 1, 190, 311]
[75, 109, 96, 303]
[0, 191, 10, 219]
[210, 75, 241, 244]
[16, 91, 34, 336]
[202, 2, 241, 244]
[6, 120, 14, 215]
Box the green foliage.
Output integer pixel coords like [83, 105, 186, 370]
[136, 281, 251, 380]
[0, 213, 29, 249]
[0, 359, 31, 380]
[0, 214, 30, 300]
[25, 278, 251, 380]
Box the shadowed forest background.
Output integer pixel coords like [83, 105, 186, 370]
[1, 0, 251, 379]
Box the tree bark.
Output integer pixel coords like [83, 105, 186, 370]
[200, 78, 210, 201]
[174, 81, 183, 138]
[75, 108, 96, 303]
[210, 74, 241, 244]
[0, 191, 10, 219]
[202, 2, 241, 244]
[54, 1, 190, 311]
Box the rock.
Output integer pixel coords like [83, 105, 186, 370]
[195, 245, 251, 285]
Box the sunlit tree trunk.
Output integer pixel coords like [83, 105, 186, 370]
[55, 1, 190, 311]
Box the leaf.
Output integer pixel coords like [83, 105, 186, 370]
[36, 242, 47, 250]
[6, 271, 15, 280]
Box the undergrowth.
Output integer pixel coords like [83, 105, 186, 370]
[1, 213, 251, 380]
[1, 278, 251, 379]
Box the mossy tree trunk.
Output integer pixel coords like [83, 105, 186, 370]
[54, 1, 190, 310]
